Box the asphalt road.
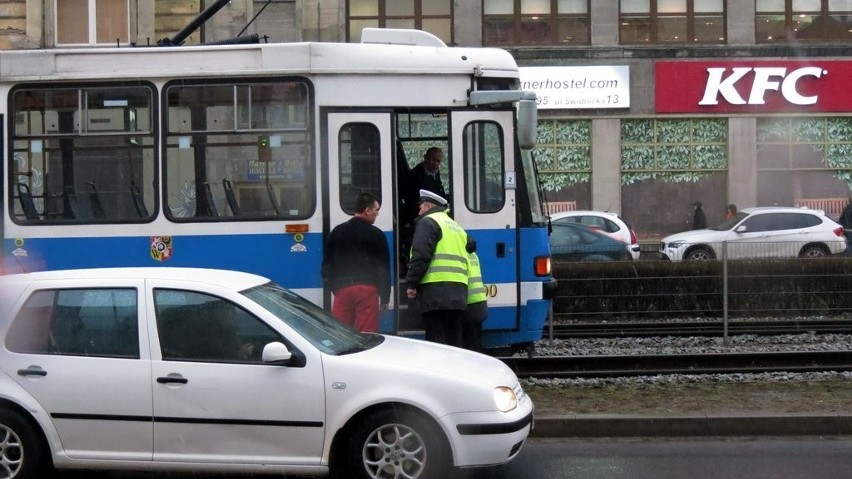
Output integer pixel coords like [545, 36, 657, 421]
[51, 436, 852, 479]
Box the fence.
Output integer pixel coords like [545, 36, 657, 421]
[550, 243, 852, 332]
[544, 201, 577, 214]
[795, 197, 848, 219]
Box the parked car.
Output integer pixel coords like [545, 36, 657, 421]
[549, 222, 631, 262]
[659, 206, 847, 261]
[0, 268, 532, 479]
[549, 210, 640, 260]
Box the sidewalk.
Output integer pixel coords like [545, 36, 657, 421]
[524, 377, 852, 437]
[531, 413, 852, 437]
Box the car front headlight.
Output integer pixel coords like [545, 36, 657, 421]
[668, 241, 687, 248]
[493, 386, 518, 412]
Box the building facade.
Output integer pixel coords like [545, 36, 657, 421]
[3, 0, 851, 238]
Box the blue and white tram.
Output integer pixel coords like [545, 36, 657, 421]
[1, 29, 555, 352]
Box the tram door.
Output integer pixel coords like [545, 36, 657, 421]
[324, 111, 399, 332]
[449, 110, 520, 332]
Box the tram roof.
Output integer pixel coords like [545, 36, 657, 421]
[0, 40, 520, 82]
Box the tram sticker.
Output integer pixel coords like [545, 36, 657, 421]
[150, 236, 173, 262]
[290, 242, 307, 253]
[11, 238, 27, 257]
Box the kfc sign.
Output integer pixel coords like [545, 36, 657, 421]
[656, 61, 852, 113]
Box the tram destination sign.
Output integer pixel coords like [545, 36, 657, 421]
[656, 60, 852, 113]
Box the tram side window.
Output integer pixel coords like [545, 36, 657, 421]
[10, 85, 156, 224]
[463, 121, 504, 213]
[164, 80, 313, 221]
[338, 123, 381, 214]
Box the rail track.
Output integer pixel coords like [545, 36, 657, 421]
[547, 319, 852, 338]
[500, 350, 852, 378]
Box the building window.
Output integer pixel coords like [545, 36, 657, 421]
[756, 0, 852, 43]
[347, 0, 453, 44]
[535, 119, 591, 209]
[620, 0, 726, 44]
[756, 117, 852, 214]
[56, 0, 129, 46]
[621, 118, 728, 237]
[483, 0, 590, 46]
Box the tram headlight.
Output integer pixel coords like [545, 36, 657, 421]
[493, 386, 518, 412]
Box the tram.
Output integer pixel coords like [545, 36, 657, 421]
[1, 28, 554, 352]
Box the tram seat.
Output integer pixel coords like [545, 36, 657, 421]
[130, 181, 149, 218]
[204, 182, 219, 217]
[16, 182, 39, 220]
[223, 179, 241, 216]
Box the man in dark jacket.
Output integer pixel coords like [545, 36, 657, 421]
[405, 189, 468, 347]
[840, 195, 852, 256]
[321, 192, 390, 332]
[411, 147, 447, 200]
[692, 201, 707, 230]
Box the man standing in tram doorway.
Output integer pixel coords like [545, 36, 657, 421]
[411, 147, 448, 199]
[321, 192, 390, 333]
[405, 189, 469, 347]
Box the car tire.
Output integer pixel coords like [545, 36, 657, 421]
[0, 409, 47, 479]
[337, 408, 450, 479]
[799, 244, 828, 258]
[685, 247, 714, 261]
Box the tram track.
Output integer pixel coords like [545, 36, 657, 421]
[549, 319, 852, 338]
[500, 350, 852, 378]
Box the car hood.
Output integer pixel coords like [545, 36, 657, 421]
[662, 228, 727, 243]
[351, 334, 519, 388]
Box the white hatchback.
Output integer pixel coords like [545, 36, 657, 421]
[0, 267, 532, 479]
[550, 210, 641, 260]
[660, 206, 847, 261]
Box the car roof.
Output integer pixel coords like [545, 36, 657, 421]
[0, 267, 270, 291]
[741, 206, 827, 215]
[549, 210, 622, 220]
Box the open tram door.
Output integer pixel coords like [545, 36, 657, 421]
[323, 111, 399, 332]
[449, 109, 521, 348]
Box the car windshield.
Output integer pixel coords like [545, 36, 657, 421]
[710, 211, 749, 231]
[242, 282, 383, 355]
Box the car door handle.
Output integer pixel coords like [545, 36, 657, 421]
[17, 367, 47, 377]
[157, 376, 188, 384]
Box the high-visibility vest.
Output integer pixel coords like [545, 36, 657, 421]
[467, 252, 487, 304]
[420, 211, 468, 286]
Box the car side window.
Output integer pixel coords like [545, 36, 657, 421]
[154, 289, 282, 364]
[5, 288, 139, 358]
[741, 214, 773, 232]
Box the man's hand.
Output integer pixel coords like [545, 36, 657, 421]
[406, 287, 417, 299]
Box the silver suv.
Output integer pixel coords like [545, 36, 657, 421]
[660, 207, 847, 261]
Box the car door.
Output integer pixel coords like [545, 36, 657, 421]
[728, 213, 775, 259]
[147, 281, 326, 465]
[2, 279, 153, 460]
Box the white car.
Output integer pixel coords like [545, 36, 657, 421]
[660, 206, 847, 261]
[550, 210, 641, 260]
[0, 268, 532, 479]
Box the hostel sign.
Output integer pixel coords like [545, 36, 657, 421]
[519, 66, 630, 110]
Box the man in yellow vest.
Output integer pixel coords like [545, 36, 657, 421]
[405, 189, 468, 346]
[463, 236, 487, 352]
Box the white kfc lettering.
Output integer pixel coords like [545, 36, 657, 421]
[698, 66, 824, 106]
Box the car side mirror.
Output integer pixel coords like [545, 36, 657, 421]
[262, 341, 293, 365]
[735, 225, 747, 233]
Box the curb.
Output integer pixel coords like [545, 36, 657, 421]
[531, 414, 852, 438]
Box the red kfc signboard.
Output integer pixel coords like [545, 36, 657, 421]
[656, 60, 852, 113]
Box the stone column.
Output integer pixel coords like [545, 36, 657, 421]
[591, 118, 622, 213]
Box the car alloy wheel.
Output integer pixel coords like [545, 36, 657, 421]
[0, 410, 45, 479]
[340, 408, 448, 479]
